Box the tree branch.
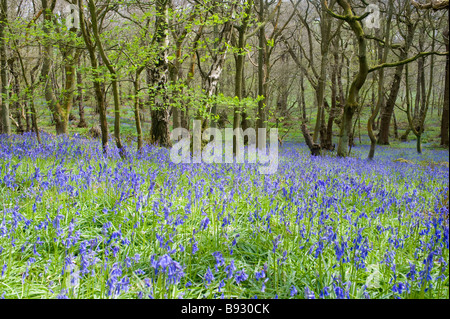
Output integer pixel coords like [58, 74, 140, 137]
[411, 0, 449, 10]
[369, 51, 448, 73]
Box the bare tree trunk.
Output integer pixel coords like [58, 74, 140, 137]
[25, 101, 31, 132]
[79, 0, 108, 153]
[134, 68, 144, 151]
[441, 29, 449, 147]
[257, 0, 267, 150]
[0, 0, 10, 134]
[314, 0, 332, 145]
[405, 64, 422, 154]
[41, 0, 80, 135]
[378, 14, 416, 145]
[300, 69, 306, 121]
[301, 123, 321, 156]
[330, 0, 369, 157]
[9, 58, 25, 134]
[234, 1, 252, 149]
[324, 36, 342, 151]
[77, 56, 87, 128]
[88, 0, 124, 155]
[149, 0, 171, 148]
[393, 109, 399, 140]
[368, 0, 393, 160]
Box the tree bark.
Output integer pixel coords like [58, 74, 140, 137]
[328, 0, 369, 157]
[149, 0, 171, 148]
[234, 1, 252, 151]
[79, 0, 108, 153]
[134, 68, 144, 151]
[314, 0, 333, 145]
[368, 0, 393, 159]
[378, 15, 416, 145]
[441, 29, 449, 146]
[77, 56, 87, 128]
[0, 0, 11, 134]
[8, 58, 25, 134]
[257, 0, 267, 150]
[88, 0, 124, 155]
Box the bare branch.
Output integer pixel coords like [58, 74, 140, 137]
[369, 51, 448, 73]
[411, 0, 449, 10]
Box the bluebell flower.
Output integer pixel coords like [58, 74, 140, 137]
[333, 284, 345, 299]
[192, 240, 199, 255]
[234, 269, 248, 284]
[212, 251, 225, 271]
[225, 260, 236, 280]
[272, 235, 282, 253]
[218, 280, 225, 292]
[407, 263, 416, 281]
[290, 285, 298, 297]
[107, 263, 123, 297]
[204, 267, 214, 285]
[57, 289, 69, 299]
[319, 287, 330, 298]
[135, 269, 145, 275]
[304, 286, 315, 299]
[392, 282, 406, 295]
[200, 217, 210, 231]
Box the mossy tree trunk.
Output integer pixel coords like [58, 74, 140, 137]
[326, 0, 370, 157]
[0, 0, 10, 135]
[368, 0, 393, 160]
[79, 0, 108, 153]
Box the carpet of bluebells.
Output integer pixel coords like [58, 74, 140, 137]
[0, 132, 448, 299]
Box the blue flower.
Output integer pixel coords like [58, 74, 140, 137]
[333, 284, 345, 299]
[225, 260, 236, 280]
[204, 267, 214, 285]
[234, 269, 248, 284]
[212, 251, 225, 271]
[392, 282, 406, 295]
[57, 289, 69, 299]
[319, 287, 330, 298]
[304, 286, 315, 299]
[290, 286, 298, 297]
[407, 263, 416, 281]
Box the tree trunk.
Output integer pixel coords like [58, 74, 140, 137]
[0, 0, 10, 134]
[441, 29, 449, 147]
[149, 0, 171, 148]
[9, 58, 24, 134]
[134, 69, 143, 151]
[334, 0, 369, 157]
[405, 64, 422, 154]
[393, 109, 399, 140]
[41, 0, 80, 136]
[79, 0, 108, 153]
[324, 36, 342, 151]
[378, 18, 416, 145]
[25, 101, 31, 132]
[232, 1, 251, 152]
[368, 0, 393, 160]
[256, 0, 266, 150]
[301, 123, 321, 156]
[88, 0, 124, 155]
[77, 57, 87, 128]
[314, 0, 332, 145]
